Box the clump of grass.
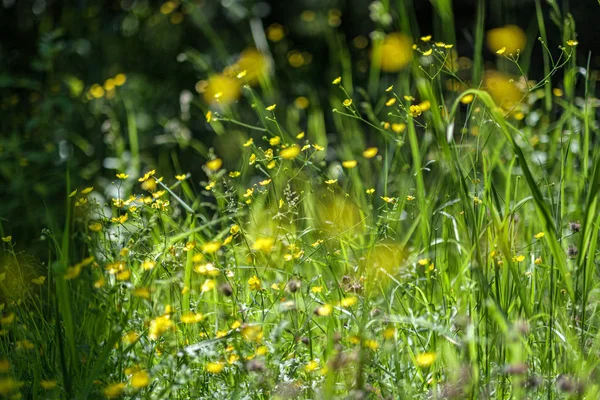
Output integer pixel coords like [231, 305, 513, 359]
[1, 2, 599, 399]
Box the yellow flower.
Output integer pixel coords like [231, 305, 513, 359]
[248, 275, 262, 291]
[343, 99, 353, 107]
[104, 383, 126, 398]
[241, 324, 263, 342]
[0, 359, 9, 373]
[32, 275, 46, 285]
[205, 158, 223, 171]
[486, 25, 526, 55]
[385, 98, 396, 106]
[259, 179, 272, 186]
[385, 85, 394, 92]
[0, 377, 23, 396]
[325, 179, 337, 185]
[392, 123, 406, 133]
[362, 147, 378, 158]
[377, 33, 413, 72]
[203, 74, 241, 106]
[116, 173, 129, 180]
[513, 255, 525, 263]
[409, 105, 422, 117]
[237, 48, 269, 85]
[460, 94, 474, 104]
[138, 170, 156, 182]
[201, 279, 216, 292]
[180, 312, 204, 324]
[422, 48, 433, 56]
[205, 110, 212, 122]
[315, 304, 333, 316]
[1, 236, 12, 243]
[406, 195, 415, 201]
[149, 315, 173, 340]
[381, 196, 396, 203]
[311, 286, 323, 293]
[340, 297, 357, 307]
[383, 327, 396, 339]
[206, 362, 225, 374]
[294, 96, 309, 109]
[40, 380, 57, 390]
[141, 260, 156, 271]
[566, 39, 578, 47]
[305, 360, 319, 372]
[265, 104, 276, 111]
[535, 257, 542, 265]
[114, 73, 127, 86]
[496, 46, 507, 55]
[332, 76, 341, 85]
[267, 23, 285, 42]
[269, 136, 280, 146]
[130, 370, 150, 389]
[201, 241, 221, 254]
[81, 186, 94, 195]
[89, 222, 103, 232]
[534, 232, 545, 239]
[116, 269, 131, 281]
[484, 71, 524, 111]
[89, 84, 105, 99]
[366, 188, 375, 194]
[342, 160, 357, 169]
[415, 352, 436, 367]
[0, 313, 15, 325]
[280, 145, 301, 160]
[132, 288, 150, 299]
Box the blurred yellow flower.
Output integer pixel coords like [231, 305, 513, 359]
[203, 74, 241, 106]
[130, 370, 150, 389]
[205, 158, 222, 171]
[104, 383, 126, 398]
[149, 316, 173, 340]
[342, 160, 357, 169]
[206, 362, 225, 374]
[248, 275, 262, 291]
[484, 70, 525, 111]
[363, 147, 378, 158]
[237, 48, 269, 85]
[377, 33, 413, 72]
[267, 23, 285, 42]
[486, 25, 526, 55]
[280, 145, 301, 160]
[415, 352, 436, 367]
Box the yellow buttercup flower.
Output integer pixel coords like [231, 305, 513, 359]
[415, 352, 436, 367]
[376, 33, 413, 72]
[248, 275, 262, 291]
[342, 160, 357, 169]
[203, 74, 241, 106]
[362, 147, 378, 158]
[237, 48, 269, 85]
[104, 383, 126, 398]
[280, 145, 300, 160]
[486, 25, 526, 55]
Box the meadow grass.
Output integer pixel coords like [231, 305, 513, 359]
[0, 2, 599, 399]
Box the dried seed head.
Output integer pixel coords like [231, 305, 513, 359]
[219, 283, 233, 297]
[286, 278, 301, 293]
[567, 245, 579, 259]
[569, 221, 581, 232]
